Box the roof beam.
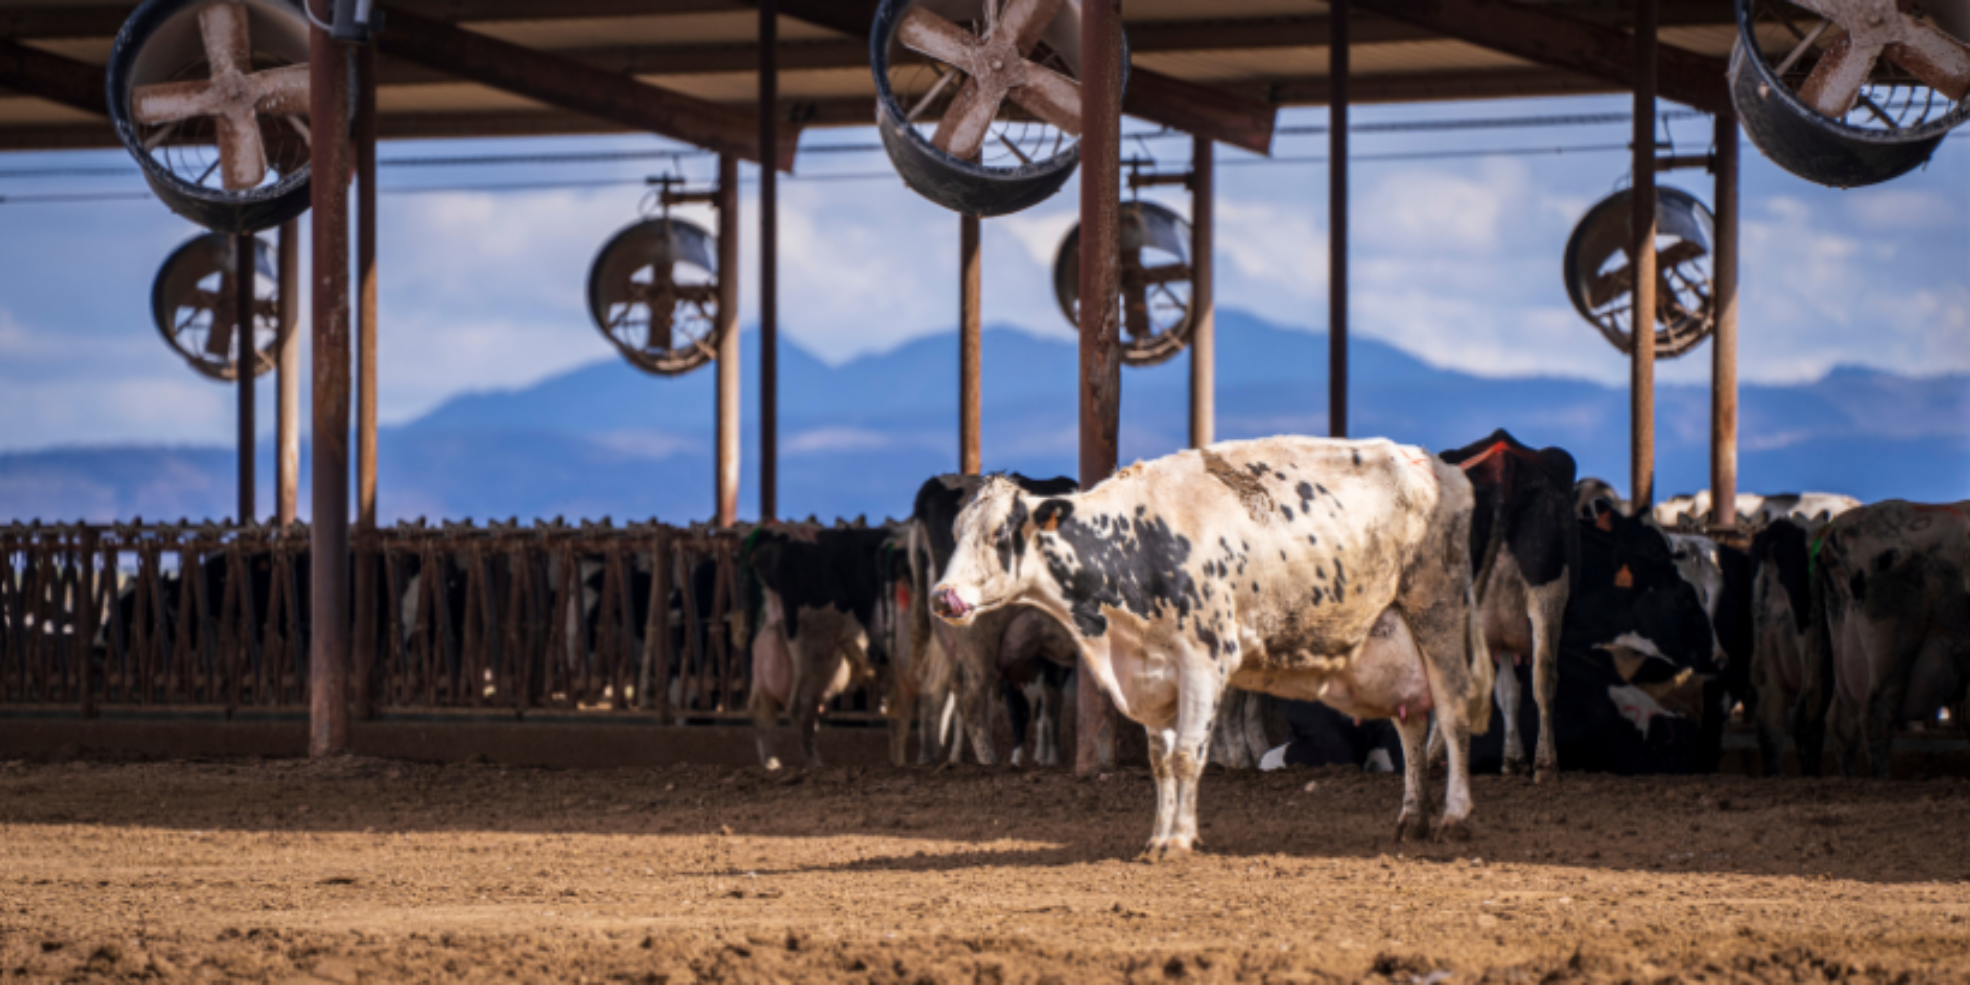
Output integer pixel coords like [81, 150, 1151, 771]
[755, 0, 1277, 153]
[376, 5, 797, 168]
[1348, 0, 1730, 113]
[0, 39, 105, 115]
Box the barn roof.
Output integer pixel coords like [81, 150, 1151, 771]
[0, 0, 1742, 155]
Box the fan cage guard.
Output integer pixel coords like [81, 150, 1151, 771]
[1562, 186, 1718, 360]
[1053, 198, 1196, 368]
[149, 231, 286, 382]
[585, 216, 725, 378]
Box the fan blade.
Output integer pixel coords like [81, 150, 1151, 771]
[647, 299, 676, 353]
[1796, 35, 1883, 117]
[897, 7, 978, 68]
[131, 79, 223, 126]
[206, 273, 238, 357]
[214, 110, 270, 190]
[253, 64, 312, 116]
[998, 0, 1065, 53]
[183, 288, 222, 312]
[676, 283, 719, 304]
[932, 77, 1004, 160]
[1007, 62, 1081, 135]
[1137, 262, 1191, 286]
[1885, 21, 1970, 100]
[1121, 247, 1150, 338]
[1656, 240, 1708, 268]
[199, 2, 254, 79]
[1586, 262, 1635, 309]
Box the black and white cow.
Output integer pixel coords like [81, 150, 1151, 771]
[1813, 500, 1970, 778]
[1439, 429, 1578, 780]
[931, 437, 1494, 854]
[1747, 517, 1830, 777]
[1654, 491, 1863, 529]
[907, 473, 1080, 767]
[744, 524, 905, 769]
[1574, 477, 1626, 519]
[1472, 502, 1722, 775]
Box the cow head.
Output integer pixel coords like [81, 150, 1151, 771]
[1573, 503, 1721, 683]
[930, 476, 1071, 625]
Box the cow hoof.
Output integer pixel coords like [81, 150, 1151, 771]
[1533, 764, 1558, 784]
[762, 757, 783, 772]
[1137, 838, 1197, 863]
[1433, 816, 1474, 843]
[1502, 755, 1530, 777]
[1394, 812, 1431, 843]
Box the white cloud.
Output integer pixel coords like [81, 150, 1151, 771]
[784, 426, 891, 454]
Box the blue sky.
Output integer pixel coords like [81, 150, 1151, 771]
[0, 93, 1964, 453]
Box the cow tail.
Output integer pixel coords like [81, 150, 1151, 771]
[1463, 480, 1508, 736]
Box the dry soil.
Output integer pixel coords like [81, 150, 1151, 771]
[3, 755, 1969, 983]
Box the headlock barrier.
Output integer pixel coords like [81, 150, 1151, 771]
[0, 519, 844, 722]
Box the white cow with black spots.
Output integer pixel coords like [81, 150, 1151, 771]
[930, 436, 1494, 857]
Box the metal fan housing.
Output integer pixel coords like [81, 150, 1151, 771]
[151, 231, 283, 381]
[1563, 185, 1717, 359]
[107, 0, 315, 234]
[586, 217, 724, 377]
[1053, 199, 1195, 367]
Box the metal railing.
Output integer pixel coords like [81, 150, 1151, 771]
[0, 518, 777, 720]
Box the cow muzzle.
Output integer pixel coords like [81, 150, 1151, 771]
[930, 586, 975, 623]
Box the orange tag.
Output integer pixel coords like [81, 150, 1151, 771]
[1595, 510, 1615, 532]
[1614, 565, 1634, 589]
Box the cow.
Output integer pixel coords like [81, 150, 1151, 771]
[1747, 517, 1831, 776]
[994, 606, 1079, 768]
[1575, 477, 1626, 519]
[930, 437, 1495, 854]
[1471, 502, 1723, 775]
[1654, 491, 1863, 530]
[1257, 701, 1401, 773]
[744, 524, 907, 769]
[1813, 501, 1970, 778]
[906, 473, 1080, 767]
[1439, 430, 1578, 780]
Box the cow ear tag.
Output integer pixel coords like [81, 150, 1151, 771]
[1042, 514, 1061, 533]
[1595, 510, 1615, 532]
[1614, 565, 1634, 589]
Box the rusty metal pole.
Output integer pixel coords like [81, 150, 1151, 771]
[1076, 0, 1122, 776]
[275, 220, 300, 527]
[236, 232, 257, 524]
[715, 154, 741, 527]
[353, 42, 379, 721]
[1709, 111, 1740, 530]
[1189, 136, 1214, 449]
[1328, 0, 1349, 439]
[307, 0, 353, 757]
[758, 0, 779, 521]
[960, 213, 982, 474]
[1631, 0, 1659, 513]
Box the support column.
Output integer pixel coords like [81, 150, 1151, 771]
[1631, 0, 1658, 512]
[960, 213, 982, 474]
[1709, 112, 1739, 530]
[1189, 136, 1214, 449]
[1328, 0, 1349, 439]
[1076, 0, 1122, 776]
[758, 0, 779, 521]
[353, 43, 379, 721]
[716, 154, 741, 528]
[235, 232, 256, 524]
[276, 220, 300, 527]
[307, 0, 353, 757]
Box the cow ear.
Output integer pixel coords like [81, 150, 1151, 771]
[1033, 499, 1074, 533]
[1615, 564, 1634, 589]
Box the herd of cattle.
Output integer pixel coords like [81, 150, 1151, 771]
[36, 428, 1961, 848]
[742, 429, 1966, 850]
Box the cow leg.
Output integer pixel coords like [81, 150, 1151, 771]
[1494, 656, 1527, 776]
[1754, 677, 1791, 778]
[885, 669, 915, 768]
[1037, 669, 1064, 767]
[1409, 606, 1479, 841]
[1240, 688, 1271, 768]
[1154, 653, 1223, 859]
[1143, 721, 1180, 855]
[1004, 678, 1033, 768]
[1209, 689, 1251, 769]
[1865, 643, 1925, 780]
[1391, 712, 1434, 842]
[1527, 578, 1567, 782]
[953, 629, 999, 767]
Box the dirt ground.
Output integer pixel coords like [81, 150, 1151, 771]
[3, 755, 1970, 984]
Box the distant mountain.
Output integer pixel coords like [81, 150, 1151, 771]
[4, 310, 1966, 524]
